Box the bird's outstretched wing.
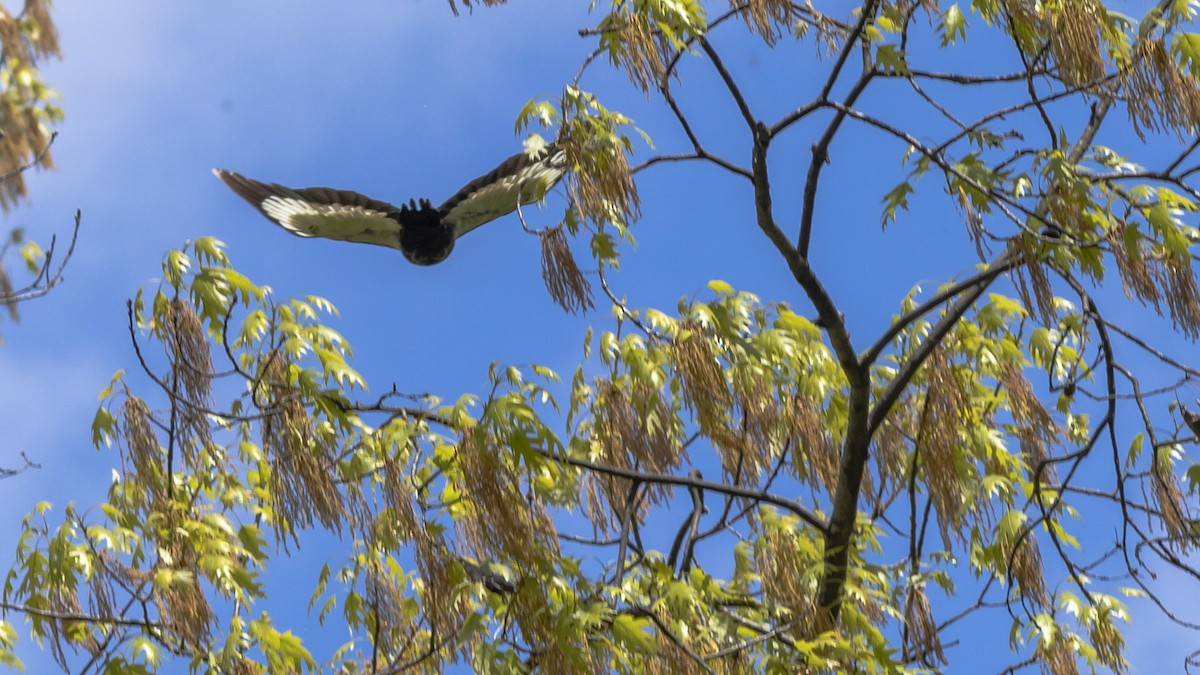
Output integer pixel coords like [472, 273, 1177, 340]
[439, 144, 567, 237]
[214, 143, 566, 264]
[212, 169, 408, 251]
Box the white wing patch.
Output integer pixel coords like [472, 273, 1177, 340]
[260, 196, 403, 249]
[444, 158, 565, 237]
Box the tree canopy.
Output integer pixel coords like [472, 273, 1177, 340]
[0, 0, 71, 335]
[5, 0, 1200, 673]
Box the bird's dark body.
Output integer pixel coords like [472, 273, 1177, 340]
[213, 143, 565, 265]
[396, 199, 455, 265]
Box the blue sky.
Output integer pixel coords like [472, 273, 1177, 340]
[0, 0, 1197, 671]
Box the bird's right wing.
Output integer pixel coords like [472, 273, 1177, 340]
[438, 144, 567, 237]
[213, 169, 407, 251]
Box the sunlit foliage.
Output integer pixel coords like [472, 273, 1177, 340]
[6, 0, 1200, 672]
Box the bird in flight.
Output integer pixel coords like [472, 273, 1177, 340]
[213, 143, 566, 265]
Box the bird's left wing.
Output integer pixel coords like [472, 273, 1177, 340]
[439, 144, 567, 237]
[213, 169, 406, 251]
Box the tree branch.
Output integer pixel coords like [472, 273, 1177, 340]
[539, 450, 827, 532]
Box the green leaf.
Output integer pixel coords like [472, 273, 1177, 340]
[707, 279, 734, 296]
[591, 230, 618, 262]
[516, 99, 558, 134]
[987, 293, 1027, 319]
[192, 236, 229, 267]
[1146, 202, 1190, 255]
[163, 249, 191, 288]
[91, 407, 115, 449]
[96, 370, 125, 401]
[127, 637, 162, 667]
[996, 510, 1027, 539]
[940, 4, 968, 45]
[875, 45, 909, 74]
[459, 611, 487, 643]
[249, 613, 317, 673]
[881, 181, 914, 226]
[1185, 463, 1200, 496]
[611, 614, 658, 654]
[1126, 433, 1145, 470]
[776, 309, 820, 340]
[1173, 32, 1200, 77]
[18, 241, 43, 274]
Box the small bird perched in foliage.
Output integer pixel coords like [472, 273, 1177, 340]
[213, 143, 566, 265]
